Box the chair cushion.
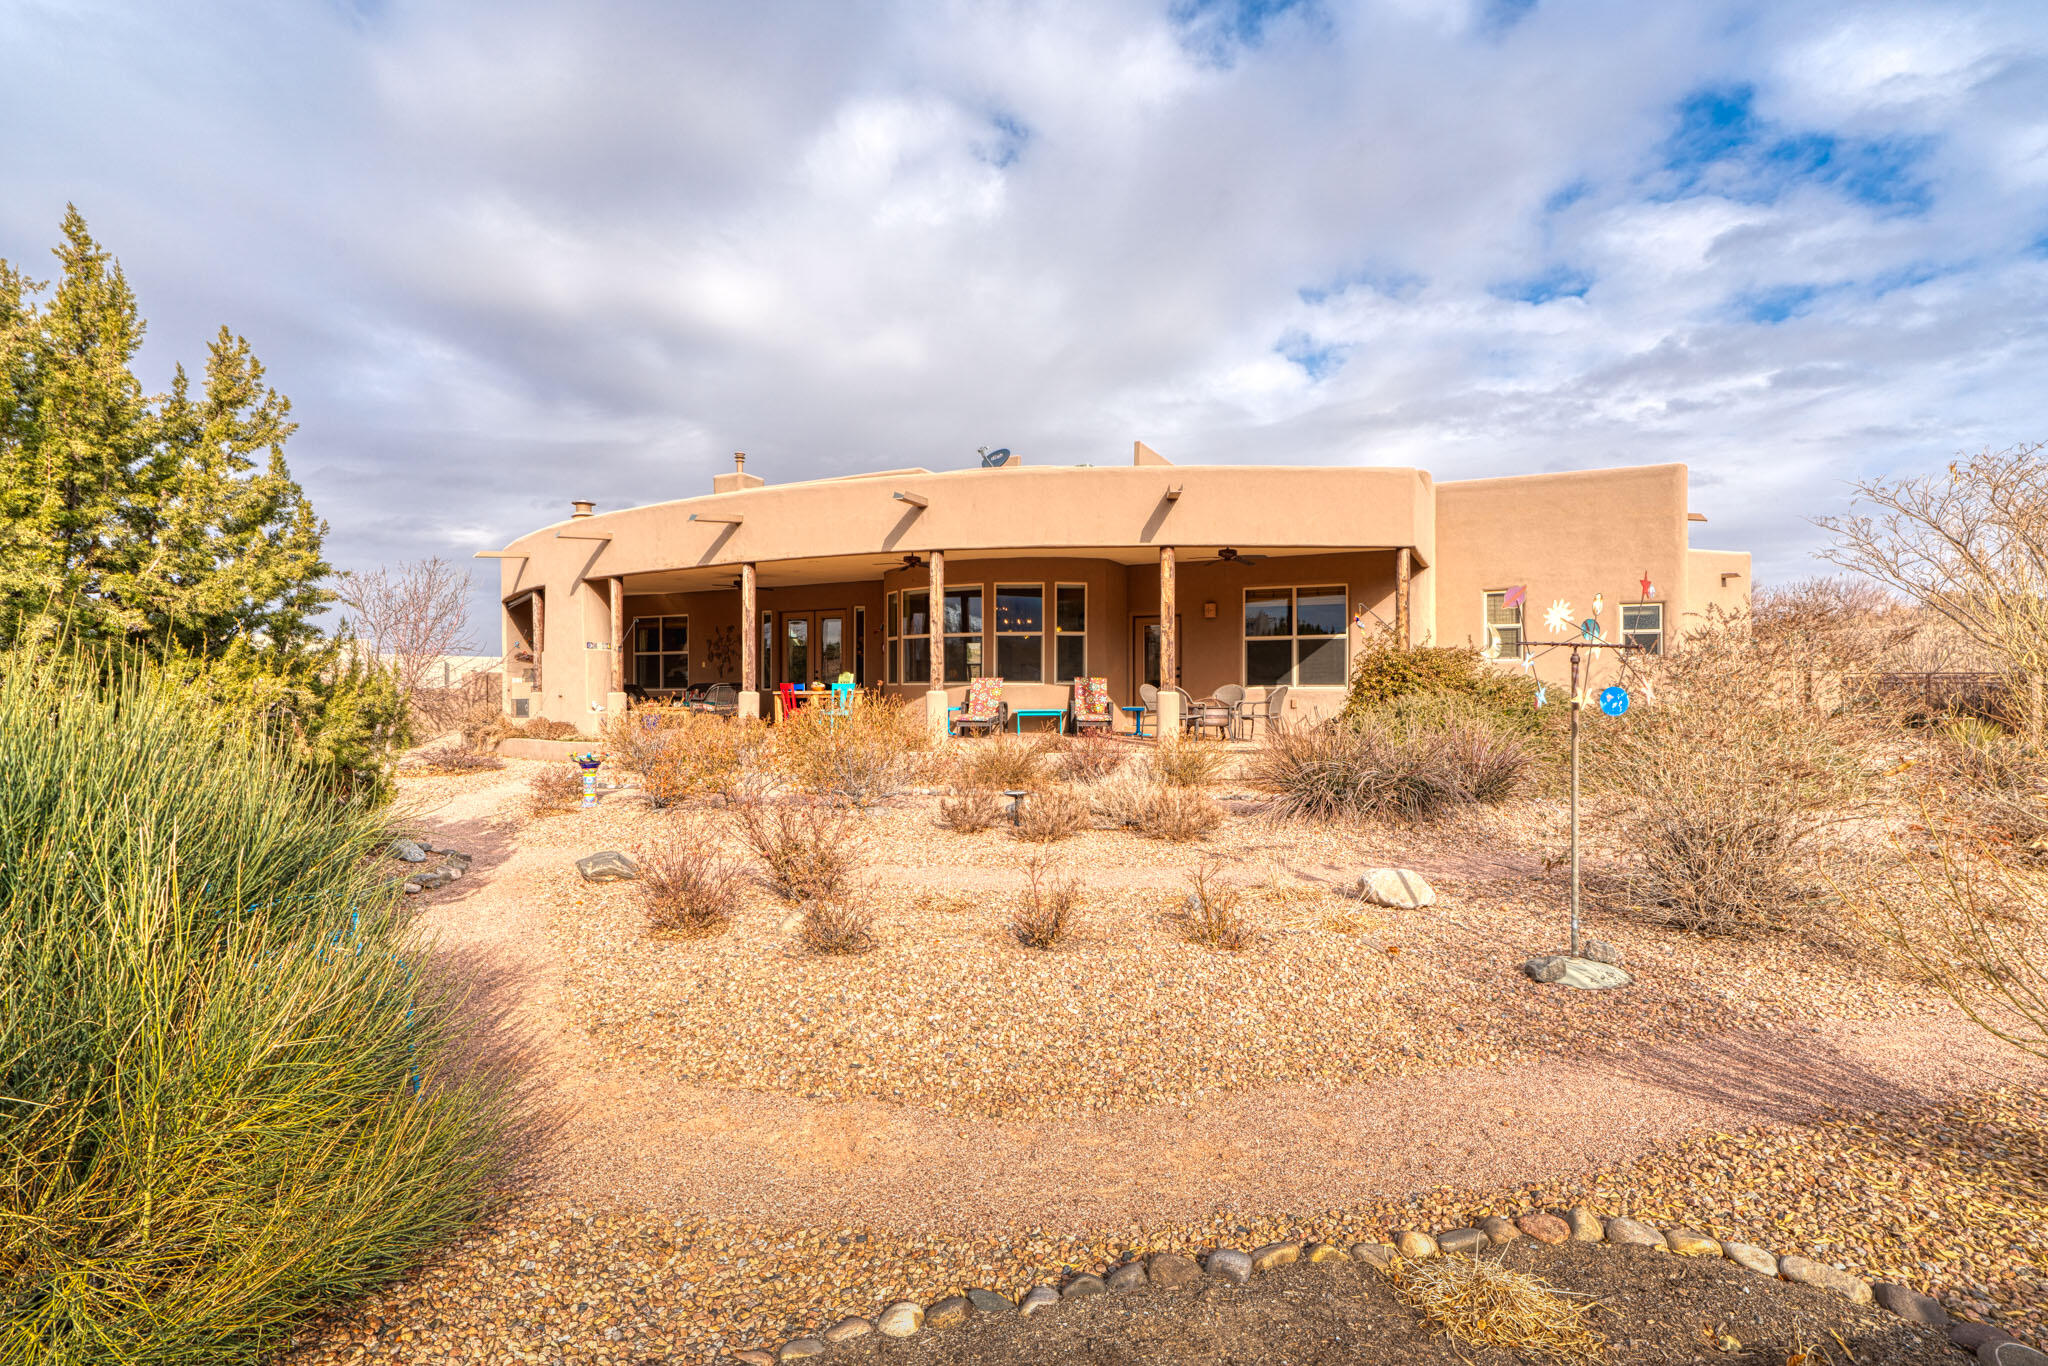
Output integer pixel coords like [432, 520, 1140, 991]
[964, 676, 1005, 719]
[1073, 677, 1111, 720]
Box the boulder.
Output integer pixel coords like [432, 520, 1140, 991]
[1581, 938, 1623, 966]
[1721, 1242, 1778, 1276]
[1479, 1216, 1520, 1246]
[967, 1288, 1016, 1314]
[1604, 1217, 1666, 1249]
[1147, 1252, 1203, 1288]
[1665, 1229, 1721, 1257]
[1350, 1243, 1397, 1270]
[1251, 1241, 1301, 1272]
[1106, 1262, 1148, 1292]
[924, 1295, 971, 1329]
[1436, 1228, 1488, 1255]
[876, 1302, 923, 1337]
[1357, 868, 1436, 908]
[389, 839, 428, 863]
[1517, 1213, 1572, 1245]
[1394, 1230, 1439, 1260]
[1018, 1287, 1060, 1316]
[1205, 1249, 1252, 1284]
[1779, 1255, 1872, 1304]
[1872, 1282, 1948, 1328]
[1524, 955, 1569, 983]
[776, 1339, 825, 1361]
[1305, 1242, 1350, 1263]
[821, 1317, 872, 1343]
[575, 850, 638, 882]
[1062, 1274, 1107, 1299]
[1565, 1207, 1604, 1241]
[1981, 1343, 2048, 1366]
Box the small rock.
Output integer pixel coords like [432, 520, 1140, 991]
[1205, 1250, 1252, 1284]
[967, 1288, 1015, 1314]
[1581, 938, 1623, 965]
[1147, 1252, 1202, 1288]
[1953, 1324, 2015, 1352]
[1872, 1283, 1948, 1328]
[575, 850, 638, 882]
[1437, 1228, 1487, 1255]
[1665, 1229, 1721, 1257]
[389, 839, 428, 863]
[402, 882, 421, 895]
[1721, 1242, 1778, 1276]
[1982, 1343, 2048, 1366]
[1565, 1206, 1605, 1241]
[1394, 1231, 1439, 1260]
[1516, 1213, 1571, 1245]
[876, 1302, 923, 1337]
[821, 1317, 872, 1343]
[1524, 955, 1569, 983]
[1778, 1255, 1872, 1304]
[1251, 1241, 1302, 1272]
[1106, 1262, 1148, 1291]
[1018, 1287, 1060, 1316]
[1305, 1242, 1349, 1263]
[1357, 868, 1436, 908]
[731, 1352, 774, 1366]
[1350, 1243, 1396, 1270]
[925, 1295, 971, 1329]
[1604, 1218, 1666, 1249]
[1479, 1217, 1520, 1246]
[1062, 1274, 1107, 1299]
[777, 1339, 826, 1362]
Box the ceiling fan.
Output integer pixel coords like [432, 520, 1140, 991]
[1191, 547, 1267, 567]
[872, 553, 925, 570]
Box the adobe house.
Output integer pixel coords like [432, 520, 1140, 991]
[484, 443, 1750, 735]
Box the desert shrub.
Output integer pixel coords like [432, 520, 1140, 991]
[525, 761, 585, 815]
[1011, 856, 1080, 948]
[1600, 611, 1868, 936]
[770, 693, 929, 806]
[800, 895, 876, 955]
[459, 693, 512, 750]
[1090, 769, 1224, 841]
[938, 786, 1003, 833]
[1251, 724, 1468, 822]
[1926, 717, 2048, 854]
[1338, 629, 1541, 734]
[1014, 783, 1092, 842]
[519, 717, 582, 740]
[414, 747, 505, 775]
[1146, 737, 1226, 788]
[636, 715, 768, 807]
[953, 734, 1056, 791]
[1055, 735, 1126, 784]
[0, 648, 511, 1365]
[642, 843, 744, 938]
[735, 801, 863, 901]
[1180, 862, 1254, 949]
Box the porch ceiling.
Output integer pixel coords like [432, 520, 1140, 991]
[619, 546, 1392, 594]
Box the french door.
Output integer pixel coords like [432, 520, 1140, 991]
[778, 611, 850, 685]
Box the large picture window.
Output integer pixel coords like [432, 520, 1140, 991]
[631, 615, 688, 690]
[1244, 586, 1347, 688]
[902, 589, 930, 684]
[1622, 602, 1664, 655]
[1483, 590, 1523, 658]
[994, 584, 1043, 682]
[1055, 583, 1086, 681]
[944, 586, 982, 684]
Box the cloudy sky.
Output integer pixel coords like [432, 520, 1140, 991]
[5, 0, 2046, 631]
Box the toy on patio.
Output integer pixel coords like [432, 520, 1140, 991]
[571, 751, 606, 810]
[1512, 587, 1656, 990]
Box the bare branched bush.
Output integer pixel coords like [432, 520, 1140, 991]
[770, 693, 929, 806]
[1011, 856, 1080, 948]
[953, 734, 1056, 791]
[800, 895, 876, 955]
[633, 715, 767, 807]
[524, 762, 584, 816]
[1055, 735, 1126, 784]
[938, 786, 1003, 833]
[1924, 716, 2048, 855]
[334, 557, 478, 733]
[642, 844, 744, 938]
[1180, 861, 1254, 950]
[1014, 783, 1091, 842]
[1090, 769, 1224, 841]
[413, 748, 503, 775]
[735, 801, 862, 901]
[1147, 738, 1226, 788]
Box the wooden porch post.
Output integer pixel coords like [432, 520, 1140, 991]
[1395, 547, 1412, 649]
[1158, 546, 1180, 736]
[739, 563, 758, 692]
[928, 550, 946, 694]
[610, 577, 625, 692]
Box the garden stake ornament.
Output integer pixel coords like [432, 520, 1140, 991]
[1519, 597, 1649, 960]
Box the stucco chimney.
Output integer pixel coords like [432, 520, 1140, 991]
[570, 500, 595, 518]
[713, 450, 766, 494]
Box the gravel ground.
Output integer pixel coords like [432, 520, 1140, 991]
[278, 760, 2048, 1364]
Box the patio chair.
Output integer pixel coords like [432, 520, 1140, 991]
[1070, 677, 1113, 736]
[822, 681, 856, 728]
[952, 676, 1008, 737]
[1212, 683, 1247, 739]
[701, 683, 738, 717]
[1238, 684, 1290, 738]
[1138, 683, 1159, 733]
[623, 682, 651, 705]
[1167, 685, 1200, 735]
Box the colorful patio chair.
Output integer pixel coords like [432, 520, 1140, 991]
[1070, 677, 1113, 736]
[822, 681, 856, 727]
[952, 676, 1008, 737]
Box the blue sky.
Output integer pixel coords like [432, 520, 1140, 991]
[3, 0, 2046, 632]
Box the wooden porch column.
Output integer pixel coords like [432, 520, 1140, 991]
[1395, 547, 1412, 649]
[924, 550, 949, 738]
[1158, 546, 1180, 736]
[739, 562, 758, 691]
[610, 577, 626, 692]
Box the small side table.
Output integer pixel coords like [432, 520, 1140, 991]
[1121, 705, 1147, 737]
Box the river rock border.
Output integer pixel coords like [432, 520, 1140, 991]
[725, 1208, 2039, 1365]
[388, 839, 473, 896]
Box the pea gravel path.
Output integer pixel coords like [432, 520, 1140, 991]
[283, 765, 2048, 1363]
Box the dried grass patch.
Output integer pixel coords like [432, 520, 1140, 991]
[1055, 736, 1126, 784]
[938, 787, 1003, 833]
[1180, 862, 1255, 950]
[1014, 783, 1091, 843]
[1386, 1254, 1605, 1365]
[642, 844, 744, 939]
[953, 735, 1058, 791]
[800, 895, 876, 955]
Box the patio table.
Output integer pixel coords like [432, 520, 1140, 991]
[1011, 707, 1067, 735]
[1121, 704, 1147, 737]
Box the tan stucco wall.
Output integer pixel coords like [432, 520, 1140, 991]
[1686, 548, 1752, 628]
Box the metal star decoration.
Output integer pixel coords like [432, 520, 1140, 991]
[1543, 599, 1574, 634]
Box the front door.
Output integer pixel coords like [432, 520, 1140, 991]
[1131, 615, 1183, 689]
[779, 611, 850, 686]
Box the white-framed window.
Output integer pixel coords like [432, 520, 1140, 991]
[1055, 583, 1087, 682]
[902, 589, 931, 684]
[631, 615, 688, 690]
[1622, 602, 1664, 655]
[885, 591, 898, 684]
[943, 585, 983, 684]
[1483, 591, 1523, 658]
[1244, 585, 1348, 687]
[994, 583, 1044, 682]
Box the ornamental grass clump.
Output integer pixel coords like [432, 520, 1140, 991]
[1146, 738, 1227, 788]
[1386, 1254, 1605, 1365]
[1011, 856, 1080, 949]
[1055, 735, 1126, 784]
[1251, 716, 1528, 823]
[0, 648, 513, 1366]
[953, 734, 1056, 791]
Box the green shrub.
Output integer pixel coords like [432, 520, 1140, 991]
[0, 649, 512, 1365]
[1338, 632, 1540, 735]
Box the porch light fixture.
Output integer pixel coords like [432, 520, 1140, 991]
[1204, 601, 1216, 619]
[893, 491, 929, 508]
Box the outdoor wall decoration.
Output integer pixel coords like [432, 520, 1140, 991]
[705, 625, 739, 676]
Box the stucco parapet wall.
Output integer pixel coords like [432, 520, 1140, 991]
[499, 465, 1437, 578]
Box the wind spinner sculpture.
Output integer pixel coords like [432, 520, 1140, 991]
[1508, 578, 1656, 962]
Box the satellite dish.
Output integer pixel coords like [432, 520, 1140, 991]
[978, 446, 1012, 468]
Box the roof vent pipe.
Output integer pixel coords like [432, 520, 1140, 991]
[735, 451, 747, 473]
[570, 500, 595, 519]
